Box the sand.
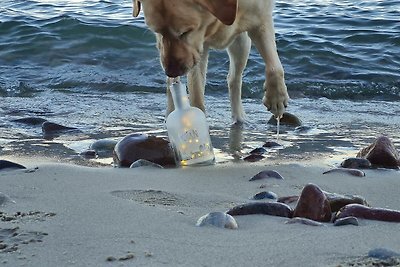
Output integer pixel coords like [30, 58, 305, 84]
[0, 159, 399, 267]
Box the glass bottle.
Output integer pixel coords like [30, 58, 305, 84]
[166, 80, 215, 166]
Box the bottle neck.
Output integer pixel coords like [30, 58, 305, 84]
[170, 81, 190, 110]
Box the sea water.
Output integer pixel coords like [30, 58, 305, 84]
[0, 0, 399, 165]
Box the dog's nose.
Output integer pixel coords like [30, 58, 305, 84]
[165, 62, 186, 78]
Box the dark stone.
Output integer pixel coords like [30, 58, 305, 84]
[323, 191, 368, 212]
[42, 121, 79, 136]
[243, 154, 265, 162]
[0, 160, 26, 171]
[252, 191, 278, 200]
[293, 183, 332, 222]
[357, 136, 400, 169]
[249, 170, 284, 181]
[368, 248, 400, 260]
[12, 117, 47, 125]
[227, 202, 293, 218]
[249, 147, 267, 155]
[333, 216, 359, 226]
[79, 150, 97, 159]
[335, 204, 400, 222]
[113, 133, 176, 168]
[262, 141, 282, 148]
[267, 112, 302, 127]
[340, 157, 372, 169]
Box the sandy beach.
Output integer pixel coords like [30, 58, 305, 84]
[0, 158, 399, 267]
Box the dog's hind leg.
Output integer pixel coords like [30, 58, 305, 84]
[248, 16, 289, 119]
[227, 32, 251, 124]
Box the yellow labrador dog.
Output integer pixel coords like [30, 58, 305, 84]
[132, 0, 289, 122]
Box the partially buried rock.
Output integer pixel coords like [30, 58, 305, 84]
[357, 136, 400, 169]
[113, 133, 176, 168]
[90, 139, 118, 156]
[243, 154, 264, 162]
[285, 217, 324, 226]
[249, 147, 267, 155]
[340, 157, 371, 169]
[252, 191, 277, 200]
[368, 248, 400, 260]
[0, 160, 26, 171]
[12, 117, 47, 125]
[267, 112, 302, 127]
[293, 183, 332, 222]
[333, 216, 359, 226]
[277, 195, 299, 205]
[263, 141, 282, 148]
[249, 170, 284, 181]
[335, 204, 400, 222]
[323, 191, 368, 212]
[227, 202, 293, 218]
[42, 121, 79, 136]
[196, 212, 238, 229]
[322, 168, 365, 177]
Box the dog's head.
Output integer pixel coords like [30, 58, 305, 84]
[133, 0, 237, 77]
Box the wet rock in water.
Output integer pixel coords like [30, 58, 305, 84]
[243, 154, 265, 162]
[113, 133, 176, 168]
[79, 150, 97, 159]
[42, 121, 79, 136]
[267, 112, 302, 127]
[323, 191, 368, 212]
[249, 147, 267, 155]
[293, 183, 332, 222]
[249, 170, 284, 181]
[335, 204, 400, 222]
[130, 159, 163, 169]
[277, 195, 299, 205]
[263, 141, 282, 148]
[340, 157, 372, 169]
[357, 136, 400, 169]
[12, 117, 47, 125]
[196, 212, 238, 229]
[252, 191, 278, 200]
[90, 139, 118, 156]
[333, 216, 359, 226]
[368, 248, 400, 260]
[0, 160, 26, 171]
[285, 217, 324, 226]
[227, 202, 293, 218]
[323, 168, 365, 177]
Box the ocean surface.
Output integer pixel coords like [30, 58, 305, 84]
[1, 0, 399, 165]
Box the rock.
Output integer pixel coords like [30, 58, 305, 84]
[357, 136, 400, 168]
[340, 157, 372, 169]
[335, 204, 400, 222]
[322, 168, 365, 177]
[249, 170, 284, 181]
[249, 147, 267, 155]
[227, 202, 293, 218]
[293, 125, 314, 134]
[323, 191, 368, 212]
[243, 154, 265, 162]
[293, 183, 332, 222]
[262, 141, 282, 148]
[252, 191, 278, 200]
[79, 150, 97, 159]
[113, 133, 176, 168]
[0, 160, 26, 171]
[368, 248, 400, 260]
[129, 159, 163, 169]
[12, 117, 47, 125]
[196, 212, 238, 229]
[42, 121, 78, 136]
[333, 216, 359, 226]
[267, 112, 302, 127]
[285, 217, 325, 226]
[90, 139, 118, 156]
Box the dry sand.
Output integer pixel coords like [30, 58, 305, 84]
[0, 159, 399, 267]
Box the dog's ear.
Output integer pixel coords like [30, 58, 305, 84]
[132, 0, 141, 17]
[195, 0, 237, 25]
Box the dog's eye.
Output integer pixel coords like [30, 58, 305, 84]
[179, 30, 192, 39]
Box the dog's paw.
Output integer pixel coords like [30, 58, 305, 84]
[263, 80, 289, 119]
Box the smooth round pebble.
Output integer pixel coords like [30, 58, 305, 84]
[196, 212, 238, 229]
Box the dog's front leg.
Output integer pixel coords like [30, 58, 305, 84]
[248, 18, 289, 118]
[186, 47, 209, 112]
